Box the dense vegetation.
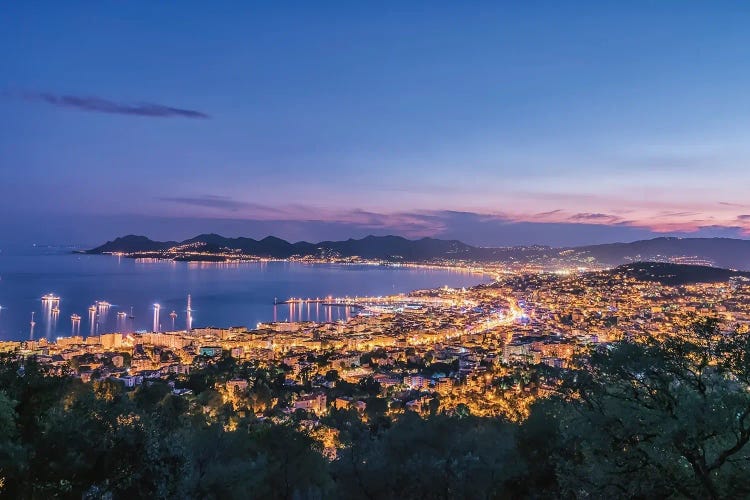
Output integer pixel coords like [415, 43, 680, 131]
[606, 261, 750, 285]
[1, 318, 749, 499]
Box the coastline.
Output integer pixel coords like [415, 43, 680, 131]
[0, 254, 490, 343]
[91, 251, 492, 279]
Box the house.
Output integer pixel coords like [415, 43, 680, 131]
[226, 378, 249, 394]
[334, 397, 352, 410]
[293, 393, 327, 414]
[353, 400, 367, 414]
[436, 377, 453, 393]
[116, 374, 143, 388]
[403, 375, 430, 390]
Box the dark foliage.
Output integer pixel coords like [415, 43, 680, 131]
[1, 319, 749, 498]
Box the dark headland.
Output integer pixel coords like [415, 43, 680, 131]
[86, 234, 750, 271]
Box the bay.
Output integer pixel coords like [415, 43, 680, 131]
[0, 248, 488, 341]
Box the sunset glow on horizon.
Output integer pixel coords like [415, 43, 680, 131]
[3, 1, 750, 246]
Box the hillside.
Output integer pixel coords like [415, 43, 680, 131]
[86, 234, 750, 270]
[575, 237, 750, 270]
[605, 262, 750, 285]
[86, 234, 476, 261]
[86, 235, 179, 253]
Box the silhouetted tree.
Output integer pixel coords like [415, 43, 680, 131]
[557, 318, 750, 499]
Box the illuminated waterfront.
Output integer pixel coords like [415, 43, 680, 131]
[0, 248, 488, 341]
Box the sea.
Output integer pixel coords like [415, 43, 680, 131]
[0, 247, 489, 342]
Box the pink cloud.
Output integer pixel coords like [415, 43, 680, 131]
[153, 193, 750, 239]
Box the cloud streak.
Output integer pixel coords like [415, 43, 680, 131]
[160, 195, 278, 213]
[150, 190, 750, 243]
[22, 92, 210, 119]
[567, 212, 622, 224]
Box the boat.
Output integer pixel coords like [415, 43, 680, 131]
[88, 305, 97, 313]
[117, 311, 127, 318]
[96, 301, 111, 308]
[71, 314, 81, 321]
[42, 293, 60, 301]
[51, 307, 60, 314]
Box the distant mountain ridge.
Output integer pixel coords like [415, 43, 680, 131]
[87, 233, 476, 260]
[86, 234, 750, 270]
[575, 237, 750, 269]
[88, 235, 180, 253]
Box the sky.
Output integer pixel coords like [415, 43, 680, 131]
[2, 1, 750, 247]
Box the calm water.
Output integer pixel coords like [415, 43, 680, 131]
[0, 248, 487, 341]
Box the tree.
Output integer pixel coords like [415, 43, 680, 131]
[454, 403, 470, 419]
[357, 376, 381, 396]
[93, 378, 125, 403]
[514, 398, 564, 497]
[0, 392, 18, 444]
[0, 391, 25, 495]
[557, 318, 750, 499]
[427, 395, 440, 416]
[364, 397, 388, 421]
[332, 413, 524, 499]
[133, 381, 171, 411]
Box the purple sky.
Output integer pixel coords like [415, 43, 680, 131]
[2, 1, 750, 247]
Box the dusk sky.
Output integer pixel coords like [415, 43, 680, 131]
[3, 1, 750, 247]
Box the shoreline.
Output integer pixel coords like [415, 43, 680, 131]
[0, 255, 491, 344]
[93, 251, 493, 279]
[0, 289, 483, 349]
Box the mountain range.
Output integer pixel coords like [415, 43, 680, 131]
[86, 234, 750, 270]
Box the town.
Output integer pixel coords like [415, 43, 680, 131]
[3, 262, 749, 458]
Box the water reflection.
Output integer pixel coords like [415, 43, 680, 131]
[278, 300, 352, 323]
[0, 255, 487, 340]
[153, 304, 161, 332]
[88, 306, 96, 336]
[71, 314, 80, 336]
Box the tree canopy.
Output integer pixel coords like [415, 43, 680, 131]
[1, 318, 750, 499]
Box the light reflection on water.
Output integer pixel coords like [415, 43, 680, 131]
[0, 250, 488, 341]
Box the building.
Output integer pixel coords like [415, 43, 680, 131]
[334, 396, 352, 410]
[293, 393, 327, 414]
[199, 346, 223, 357]
[226, 378, 249, 394]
